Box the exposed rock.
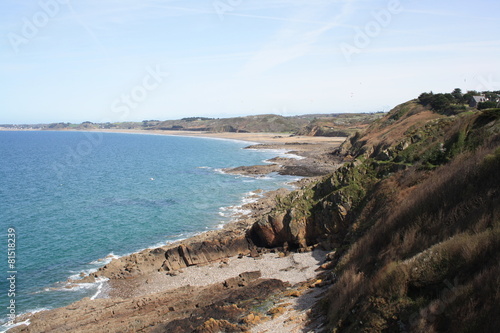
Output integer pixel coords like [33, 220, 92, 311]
[161, 236, 251, 272]
[193, 318, 243, 333]
[223, 271, 262, 288]
[223, 164, 281, 175]
[10, 278, 289, 333]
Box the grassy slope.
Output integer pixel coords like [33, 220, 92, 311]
[321, 104, 500, 332]
[33, 113, 384, 136]
[259, 102, 500, 332]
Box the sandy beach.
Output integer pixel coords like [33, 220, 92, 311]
[82, 128, 345, 145]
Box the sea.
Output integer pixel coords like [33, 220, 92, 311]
[0, 130, 300, 328]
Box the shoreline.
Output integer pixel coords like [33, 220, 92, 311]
[6, 130, 345, 332]
[0, 127, 345, 145]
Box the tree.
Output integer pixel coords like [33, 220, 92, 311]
[418, 92, 434, 106]
[444, 93, 455, 103]
[477, 101, 498, 110]
[430, 94, 451, 112]
[451, 88, 463, 103]
[484, 92, 499, 101]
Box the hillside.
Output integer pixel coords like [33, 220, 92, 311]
[130, 113, 382, 136]
[2, 113, 384, 137]
[250, 101, 500, 332]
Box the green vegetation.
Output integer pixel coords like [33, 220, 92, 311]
[418, 88, 499, 115]
[256, 97, 500, 332]
[323, 105, 499, 332]
[2, 113, 385, 137]
[478, 101, 498, 109]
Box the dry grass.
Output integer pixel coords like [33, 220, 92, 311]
[322, 138, 500, 332]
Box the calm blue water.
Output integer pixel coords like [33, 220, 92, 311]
[0, 131, 297, 325]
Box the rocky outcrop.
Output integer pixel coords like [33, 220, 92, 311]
[90, 232, 254, 280]
[248, 161, 373, 250]
[224, 143, 343, 177]
[296, 125, 350, 137]
[160, 236, 252, 272]
[222, 164, 281, 176]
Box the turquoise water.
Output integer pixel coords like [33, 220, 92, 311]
[0, 131, 298, 325]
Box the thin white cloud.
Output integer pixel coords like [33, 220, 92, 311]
[403, 8, 497, 21]
[240, 0, 358, 75]
[224, 11, 356, 28]
[360, 40, 500, 55]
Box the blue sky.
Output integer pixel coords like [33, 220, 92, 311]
[1, 0, 499, 124]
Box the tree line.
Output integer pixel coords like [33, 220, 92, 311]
[418, 88, 500, 114]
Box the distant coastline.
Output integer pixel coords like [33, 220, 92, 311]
[0, 126, 345, 145]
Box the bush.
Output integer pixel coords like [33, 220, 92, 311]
[477, 101, 498, 110]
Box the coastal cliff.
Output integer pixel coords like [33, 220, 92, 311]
[10, 101, 500, 333]
[248, 101, 500, 332]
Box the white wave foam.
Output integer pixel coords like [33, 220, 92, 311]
[24, 308, 50, 315]
[0, 319, 31, 332]
[90, 277, 109, 300]
[56, 276, 110, 298]
[215, 189, 265, 228]
[0, 307, 50, 330]
[68, 268, 99, 281]
[249, 147, 306, 161]
[89, 252, 120, 265]
[214, 168, 227, 175]
[286, 153, 305, 160]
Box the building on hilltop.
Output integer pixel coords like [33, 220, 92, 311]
[469, 95, 487, 108]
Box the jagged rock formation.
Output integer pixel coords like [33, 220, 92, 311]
[160, 237, 252, 272]
[86, 225, 255, 281]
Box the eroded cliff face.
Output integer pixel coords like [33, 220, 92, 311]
[249, 158, 376, 250]
[247, 103, 500, 332]
[249, 103, 500, 250]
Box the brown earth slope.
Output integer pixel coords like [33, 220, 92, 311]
[250, 103, 500, 332]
